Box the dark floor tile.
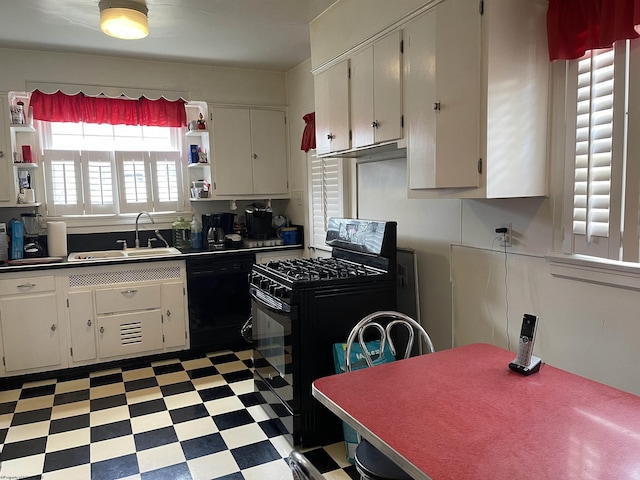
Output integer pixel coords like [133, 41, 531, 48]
[230, 440, 281, 470]
[20, 383, 56, 399]
[160, 381, 195, 397]
[90, 393, 127, 412]
[56, 370, 90, 383]
[242, 359, 253, 369]
[128, 398, 167, 418]
[43, 445, 90, 472]
[213, 409, 255, 431]
[178, 349, 210, 362]
[180, 432, 227, 460]
[11, 407, 52, 426]
[49, 413, 90, 435]
[238, 392, 261, 408]
[0, 436, 47, 460]
[125, 377, 158, 392]
[0, 427, 7, 444]
[221, 370, 253, 384]
[215, 474, 244, 480]
[122, 360, 152, 371]
[343, 464, 360, 479]
[169, 403, 209, 424]
[134, 425, 178, 451]
[0, 401, 17, 415]
[258, 419, 286, 438]
[90, 372, 123, 388]
[198, 384, 234, 402]
[141, 461, 192, 480]
[53, 389, 90, 406]
[303, 447, 342, 473]
[208, 353, 238, 365]
[153, 362, 184, 375]
[90, 419, 132, 442]
[186, 365, 219, 379]
[91, 453, 139, 480]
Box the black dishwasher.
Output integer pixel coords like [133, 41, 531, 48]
[186, 253, 255, 352]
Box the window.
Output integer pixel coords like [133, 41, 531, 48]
[308, 157, 348, 249]
[40, 121, 184, 216]
[562, 39, 640, 262]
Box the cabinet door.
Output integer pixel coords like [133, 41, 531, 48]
[351, 45, 375, 148]
[406, 0, 481, 189]
[211, 107, 253, 195]
[162, 281, 186, 349]
[373, 31, 403, 145]
[0, 293, 62, 372]
[98, 310, 163, 359]
[315, 60, 350, 154]
[250, 110, 288, 195]
[68, 290, 97, 362]
[0, 96, 11, 204]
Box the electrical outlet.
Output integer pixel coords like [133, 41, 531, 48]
[498, 223, 512, 247]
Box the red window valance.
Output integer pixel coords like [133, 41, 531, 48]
[29, 90, 187, 127]
[301, 112, 316, 152]
[548, 0, 640, 61]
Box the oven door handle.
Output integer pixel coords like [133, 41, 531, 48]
[250, 287, 291, 314]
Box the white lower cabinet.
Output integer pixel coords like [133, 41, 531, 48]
[0, 275, 64, 373]
[68, 290, 97, 362]
[162, 281, 187, 349]
[98, 310, 164, 359]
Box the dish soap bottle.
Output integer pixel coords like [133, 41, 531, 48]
[172, 216, 191, 251]
[190, 216, 202, 250]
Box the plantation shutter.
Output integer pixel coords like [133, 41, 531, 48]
[82, 151, 117, 215]
[150, 151, 183, 212]
[116, 152, 152, 214]
[309, 157, 343, 248]
[43, 150, 83, 216]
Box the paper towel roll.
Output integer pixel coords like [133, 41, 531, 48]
[47, 221, 67, 257]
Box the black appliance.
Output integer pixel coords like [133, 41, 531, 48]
[245, 203, 273, 239]
[202, 213, 234, 250]
[250, 218, 397, 447]
[186, 253, 255, 352]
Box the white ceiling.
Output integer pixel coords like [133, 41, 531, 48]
[0, 0, 337, 72]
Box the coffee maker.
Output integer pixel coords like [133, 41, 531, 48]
[245, 204, 273, 239]
[202, 213, 234, 250]
[21, 213, 45, 258]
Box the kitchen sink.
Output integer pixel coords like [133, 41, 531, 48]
[67, 247, 181, 262]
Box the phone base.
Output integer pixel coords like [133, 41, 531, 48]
[508, 356, 542, 376]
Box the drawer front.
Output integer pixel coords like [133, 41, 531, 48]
[95, 284, 161, 314]
[0, 276, 55, 295]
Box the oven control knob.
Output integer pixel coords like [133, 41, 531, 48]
[260, 278, 271, 289]
[271, 285, 284, 297]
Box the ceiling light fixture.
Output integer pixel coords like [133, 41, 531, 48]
[99, 0, 149, 40]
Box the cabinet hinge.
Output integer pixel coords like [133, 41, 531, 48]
[210, 113, 213, 122]
[400, 40, 404, 54]
[349, 130, 352, 141]
[161, 315, 164, 324]
[479, 0, 484, 15]
[185, 331, 188, 340]
[2, 357, 5, 366]
[70, 347, 73, 357]
[162, 334, 165, 343]
[348, 67, 351, 79]
[183, 287, 186, 296]
[284, 116, 287, 124]
[213, 182, 217, 190]
[401, 115, 404, 128]
[66, 298, 69, 308]
[478, 158, 483, 174]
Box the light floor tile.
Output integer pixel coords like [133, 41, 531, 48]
[14, 394, 55, 412]
[129, 410, 173, 434]
[191, 374, 226, 391]
[41, 463, 92, 480]
[0, 413, 14, 429]
[125, 386, 163, 405]
[55, 378, 90, 394]
[21, 378, 56, 389]
[90, 367, 121, 378]
[207, 350, 233, 359]
[4, 420, 50, 443]
[247, 404, 270, 423]
[234, 350, 252, 361]
[151, 357, 181, 367]
[122, 367, 155, 382]
[0, 453, 45, 478]
[0, 388, 21, 403]
[324, 441, 352, 468]
[89, 382, 125, 399]
[219, 423, 267, 449]
[270, 434, 298, 458]
[229, 379, 254, 396]
[241, 458, 292, 480]
[45, 427, 91, 452]
[163, 390, 203, 411]
[89, 405, 130, 427]
[181, 358, 215, 371]
[50, 400, 90, 420]
[204, 396, 246, 416]
[173, 416, 218, 442]
[136, 442, 186, 473]
[325, 469, 356, 480]
[188, 450, 239, 480]
[90, 435, 137, 462]
[214, 360, 247, 374]
[155, 370, 190, 386]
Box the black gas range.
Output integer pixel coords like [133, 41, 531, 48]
[250, 218, 397, 447]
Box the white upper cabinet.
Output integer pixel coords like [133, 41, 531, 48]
[0, 95, 11, 204]
[351, 31, 403, 149]
[315, 60, 350, 155]
[405, 0, 549, 198]
[210, 106, 288, 197]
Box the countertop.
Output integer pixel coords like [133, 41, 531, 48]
[0, 243, 304, 273]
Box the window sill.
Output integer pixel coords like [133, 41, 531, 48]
[49, 211, 193, 234]
[548, 254, 640, 291]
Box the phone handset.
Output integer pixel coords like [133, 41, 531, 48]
[509, 314, 542, 375]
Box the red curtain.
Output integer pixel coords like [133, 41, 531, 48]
[301, 112, 316, 152]
[548, 0, 640, 61]
[30, 90, 187, 127]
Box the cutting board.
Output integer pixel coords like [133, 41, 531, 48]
[6, 257, 64, 266]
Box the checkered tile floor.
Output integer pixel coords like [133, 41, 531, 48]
[0, 349, 359, 479]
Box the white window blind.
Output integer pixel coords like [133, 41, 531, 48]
[43, 150, 83, 216]
[309, 157, 343, 248]
[117, 152, 152, 213]
[82, 151, 116, 215]
[150, 151, 182, 212]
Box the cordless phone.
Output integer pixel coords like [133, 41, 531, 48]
[508, 314, 542, 375]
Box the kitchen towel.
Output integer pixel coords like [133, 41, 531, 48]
[47, 221, 67, 257]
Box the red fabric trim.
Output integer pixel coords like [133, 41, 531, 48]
[547, 0, 640, 61]
[30, 90, 186, 127]
[301, 112, 316, 152]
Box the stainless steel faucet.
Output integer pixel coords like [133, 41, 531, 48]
[135, 211, 155, 248]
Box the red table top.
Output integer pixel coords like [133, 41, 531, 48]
[312, 343, 640, 480]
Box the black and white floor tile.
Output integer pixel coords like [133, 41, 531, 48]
[0, 349, 359, 479]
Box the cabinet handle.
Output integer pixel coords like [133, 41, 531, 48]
[51, 324, 56, 331]
[371, 120, 379, 128]
[17, 283, 36, 289]
[121, 289, 138, 295]
[0, 150, 4, 158]
[100, 326, 105, 334]
[253, 153, 258, 160]
[166, 309, 171, 317]
[327, 133, 335, 140]
[433, 101, 441, 113]
[87, 319, 92, 327]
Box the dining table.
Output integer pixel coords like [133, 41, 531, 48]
[311, 342, 640, 480]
